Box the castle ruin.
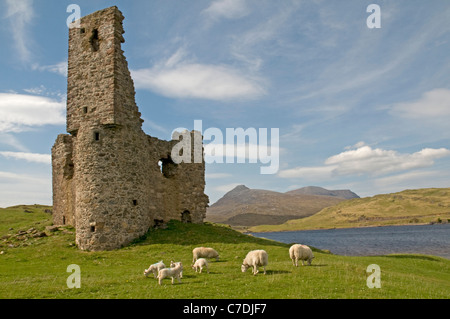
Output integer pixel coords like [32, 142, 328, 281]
[52, 6, 209, 251]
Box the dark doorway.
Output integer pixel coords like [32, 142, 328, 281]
[181, 210, 192, 223]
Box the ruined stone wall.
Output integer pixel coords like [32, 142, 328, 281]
[52, 6, 208, 251]
[52, 134, 75, 226]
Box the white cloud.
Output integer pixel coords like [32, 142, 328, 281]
[325, 146, 450, 176]
[0, 151, 51, 164]
[5, 0, 34, 64]
[389, 88, 450, 119]
[202, 0, 249, 20]
[0, 93, 65, 132]
[278, 144, 450, 179]
[131, 55, 266, 101]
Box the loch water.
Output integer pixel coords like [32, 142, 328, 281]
[251, 223, 450, 259]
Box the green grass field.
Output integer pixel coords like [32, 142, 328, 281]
[1, 205, 449, 299]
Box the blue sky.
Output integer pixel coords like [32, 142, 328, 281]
[1, 0, 450, 207]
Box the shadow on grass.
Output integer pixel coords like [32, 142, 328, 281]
[290, 264, 328, 267]
[264, 270, 291, 275]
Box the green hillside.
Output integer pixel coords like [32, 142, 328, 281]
[0, 205, 449, 299]
[249, 188, 450, 232]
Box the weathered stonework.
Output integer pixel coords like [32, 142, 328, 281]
[52, 6, 209, 251]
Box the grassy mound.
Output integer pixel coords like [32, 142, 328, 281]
[0, 205, 449, 299]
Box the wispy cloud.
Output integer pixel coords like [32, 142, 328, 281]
[4, 0, 34, 64]
[206, 173, 232, 179]
[0, 133, 29, 152]
[202, 0, 250, 21]
[131, 49, 266, 101]
[32, 61, 68, 77]
[0, 151, 51, 164]
[0, 93, 65, 133]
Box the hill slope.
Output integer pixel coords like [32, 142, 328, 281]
[286, 186, 359, 199]
[250, 188, 450, 232]
[205, 185, 351, 226]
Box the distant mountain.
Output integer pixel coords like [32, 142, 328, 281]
[286, 186, 359, 200]
[206, 185, 357, 227]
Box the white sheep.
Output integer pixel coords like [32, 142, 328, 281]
[192, 247, 219, 263]
[170, 260, 183, 278]
[143, 260, 166, 278]
[192, 258, 209, 273]
[289, 244, 314, 266]
[157, 261, 183, 285]
[241, 250, 268, 275]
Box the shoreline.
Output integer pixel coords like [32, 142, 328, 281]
[246, 221, 438, 234]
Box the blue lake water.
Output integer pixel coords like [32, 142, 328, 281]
[251, 223, 450, 259]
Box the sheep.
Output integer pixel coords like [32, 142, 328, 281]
[289, 244, 314, 266]
[241, 250, 268, 275]
[157, 261, 183, 285]
[192, 247, 219, 263]
[170, 260, 183, 278]
[143, 260, 166, 278]
[192, 258, 209, 274]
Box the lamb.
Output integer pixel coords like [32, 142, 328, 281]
[241, 250, 268, 275]
[157, 261, 183, 285]
[170, 260, 183, 278]
[143, 260, 166, 278]
[192, 247, 219, 263]
[289, 244, 314, 266]
[192, 258, 209, 274]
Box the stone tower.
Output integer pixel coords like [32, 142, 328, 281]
[52, 6, 209, 251]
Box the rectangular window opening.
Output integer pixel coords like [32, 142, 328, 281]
[132, 200, 138, 206]
[83, 107, 88, 114]
[94, 132, 100, 141]
[90, 225, 96, 232]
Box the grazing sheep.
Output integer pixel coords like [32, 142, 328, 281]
[192, 247, 219, 263]
[157, 261, 183, 285]
[192, 258, 209, 273]
[289, 244, 314, 266]
[241, 250, 268, 275]
[143, 260, 166, 278]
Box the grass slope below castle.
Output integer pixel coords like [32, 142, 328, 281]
[0, 205, 449, 299]
[249, 188, 450, 232]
